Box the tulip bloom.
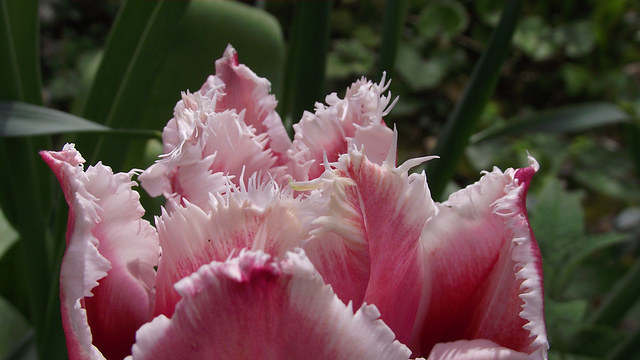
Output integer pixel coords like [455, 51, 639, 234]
[42, 45, 548, 360]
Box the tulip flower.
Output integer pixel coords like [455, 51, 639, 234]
[42, 45, 548, 360]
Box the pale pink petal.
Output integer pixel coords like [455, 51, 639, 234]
[214, 45, 292, 161]
[415, 157, 547, 359]
[153, 175, 304, 317]
[427, 340, 528, 360]
[289, 75, 396, 180]
[131, 250, 412, 360]
[139, 107, 287, 211]
[300, 136, 437, 348]
[41, 144, 159, 360]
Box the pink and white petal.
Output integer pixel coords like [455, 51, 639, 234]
[416, 158, 547, 359]
[289, 75, 396, 180]
[131, 250, 412, 360]
[214, 45, 292, 162]
[41, 144, 159, 360]
[302, 140, 437, 347]
[426, 340, 528, 360]
[139, 109, 287, 210]
[153, 175, 304, 317]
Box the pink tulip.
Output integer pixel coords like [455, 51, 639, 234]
[42, 45, 548, 360]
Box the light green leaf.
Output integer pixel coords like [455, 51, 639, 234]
[0, 101, 109, 137]
[471, 102, 633, 143]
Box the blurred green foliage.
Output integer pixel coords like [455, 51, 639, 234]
[1, 0, 639, 359]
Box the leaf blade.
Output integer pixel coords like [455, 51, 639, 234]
[425, 0, 523, 200]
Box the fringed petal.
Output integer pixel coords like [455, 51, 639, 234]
[415, 158, 547, 359]
[426, 339, 528, 360]
[41, 144, 159, 360]
[301, 136, 437, 348]
[139, 108, 286, 212]
[289, 75, 396, 180]
[132, 250, 412, 360]
[214, 45, 292, 163]
[153, 174, 304, 317]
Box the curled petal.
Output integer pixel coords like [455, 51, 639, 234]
[131, 250, 412, 360]
[41, 144, 159, 360]
[290, 75, 396, 180]
[153, 174, 304, 316]
[416, 158, 547, 358]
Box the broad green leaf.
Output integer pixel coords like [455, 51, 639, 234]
[0, 0, 41, 104]
[74, 0, 191, 170]
[471, 102, 633, 144]
[378, 0, 409, 80]
[280, 0, 331, 129]
[0, 101, 109, 137]
[0, 2, 63, 357]
[417, 0, 468, 40]
[136, 0, 285, 137]
[0, 296, 33, 360]
[425, 0, 522, 200]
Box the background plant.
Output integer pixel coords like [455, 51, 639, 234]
[1, 0, 639, 359]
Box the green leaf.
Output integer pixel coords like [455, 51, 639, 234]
[0, 101, 109, 137]
[136, 0, 285, 138]
[557, 20, 596, 58]
[0, 0, 41, 104]
[588, 259, 640, 328]
[471, 102, 633, 144]
[280, 0, 332, 130]
[396, 45, 466, 91]
[417, 0, 468, 40]
[530, 178, 585, 270]
[0, 206, 17, 260]
[512, 15, 557, 61]
[74, 0, 191, 170]
[0, 296, 34, 360]
[425, 0, 523, 201]
[378, 0, 409, 79]
[554, 233, 630, 297]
